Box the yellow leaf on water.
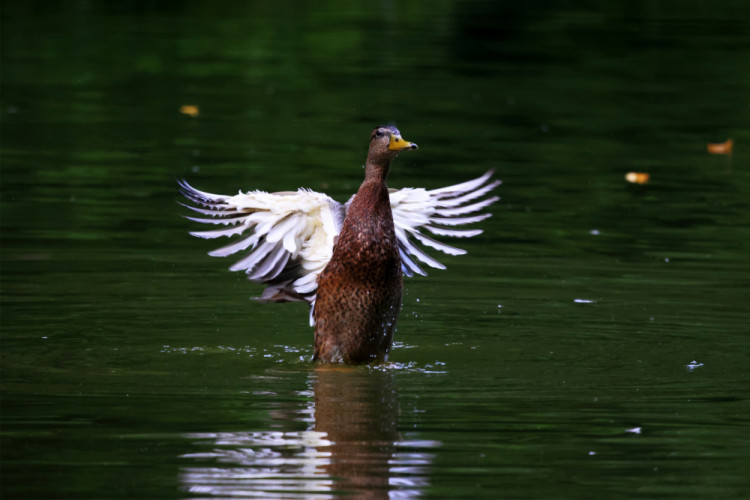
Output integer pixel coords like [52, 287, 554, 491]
[180, 105, 200, 117]
[707, 138, 733, 155]
[625, 172, 650, 184]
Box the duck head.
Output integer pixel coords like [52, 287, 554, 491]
[371, 125, 418, 154]
[366, 126, 417, 179]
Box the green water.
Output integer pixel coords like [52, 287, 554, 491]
[2, 1, 749, 498]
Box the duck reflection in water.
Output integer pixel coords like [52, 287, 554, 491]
[180, 367, 436, 498]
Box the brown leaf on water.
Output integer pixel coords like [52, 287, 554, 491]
[625, 172, 650, 184]
[180, 105, 200, 117]
[707, 138, 733, 155]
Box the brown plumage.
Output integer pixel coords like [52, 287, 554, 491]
[313, 126, 416, 363]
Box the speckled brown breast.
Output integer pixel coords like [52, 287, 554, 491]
[313, 180, 403, 363]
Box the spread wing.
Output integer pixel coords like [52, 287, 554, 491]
[387, 170, 500, 277]
[178, 180, 345, 305]
[180, 170, 499, 313]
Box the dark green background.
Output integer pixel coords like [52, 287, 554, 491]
[2, 1, 749, 498]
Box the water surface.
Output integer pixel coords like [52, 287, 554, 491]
[2, 1, 750, 498]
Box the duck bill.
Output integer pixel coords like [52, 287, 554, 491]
[388, 134, 418, 151]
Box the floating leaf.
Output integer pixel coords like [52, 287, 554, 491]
[707, 138, 733, 155]
[180, 105, 200, 117]
[625, 172, 650, 184]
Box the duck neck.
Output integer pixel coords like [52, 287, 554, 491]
[364, 156, 392, 184]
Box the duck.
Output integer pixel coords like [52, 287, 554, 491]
[179, 125, 500, 364]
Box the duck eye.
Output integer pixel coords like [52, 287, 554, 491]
[375, 130, 384, 137]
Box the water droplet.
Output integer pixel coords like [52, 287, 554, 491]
[686, 360, 703, 371]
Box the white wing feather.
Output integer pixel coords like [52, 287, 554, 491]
[179, 180, 343, 305]
[389, 170, 500, 277]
